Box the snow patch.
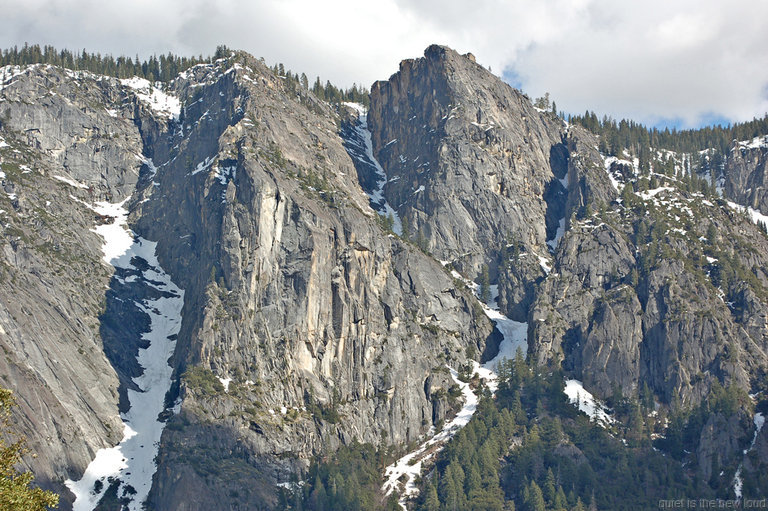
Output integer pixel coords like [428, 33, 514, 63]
[214, 164, 236, 186]
[191, 156, 215, 176]
[727, 200, 768, 233]
[478, 285, 528, 376]
[639, 186, 675, 200]
[564, 380, 614, 425]
[54, 175, 89, 189]
[135, 155, 158, 177]
[538, 255, 552, 274]
[218, 377, 232, 392]
[120, 77, 181, 120]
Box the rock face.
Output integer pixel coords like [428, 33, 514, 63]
[724, 137, 768, 214]
[1, 45, 768, 508]
[364, 44, 768, 488]
[368, 46, 562, 276]
[136, 55, 493, 509]
[365, 45, 768, 407]
[0, 57, 492, 509]
[367, 45, 614, 322]
[0, 65, 160, 505]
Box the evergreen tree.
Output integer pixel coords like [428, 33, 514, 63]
[523, 480, 546, 511]
[423, 481, 440, 511]
[479, 264, 491, 303]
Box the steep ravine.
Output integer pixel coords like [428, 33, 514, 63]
[381, 280, 527, 509]
[66, 200, 185, 511]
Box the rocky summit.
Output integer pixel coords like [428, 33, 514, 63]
[0, 45, 767, 510]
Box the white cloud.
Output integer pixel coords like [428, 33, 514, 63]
[2, 0, 767, 127]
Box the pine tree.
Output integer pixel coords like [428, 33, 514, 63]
[424, 481, 440, 511]
[480, 264, 491, 303]
[309, 475, 327, 511]
[523, 480, 546, 511]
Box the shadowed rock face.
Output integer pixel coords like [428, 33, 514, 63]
[724, 139, 768, 214]
[2, 45, 768, 508]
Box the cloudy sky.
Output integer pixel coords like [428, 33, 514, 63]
[3, 0, 767, 128]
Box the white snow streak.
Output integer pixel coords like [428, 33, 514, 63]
[54, 174, 89, 189]
[382, 367, 477, 508]
[343, 102, 403, 235]
[383, 269, 528, 508]
[66, 199, 184, 511]
[733, 412, 764, 499]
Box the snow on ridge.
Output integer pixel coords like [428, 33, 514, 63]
[736, 135, 768, 151]
[120, 77, 181, 120]
[67, 199, 185, 511]
[726, 200, 768, 233]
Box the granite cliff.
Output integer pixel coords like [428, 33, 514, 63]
[0, 45, 767, 509]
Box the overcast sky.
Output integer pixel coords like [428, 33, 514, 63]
[3, 0, 767, 128]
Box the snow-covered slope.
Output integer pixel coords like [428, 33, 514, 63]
[66, 200, 184, 511]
